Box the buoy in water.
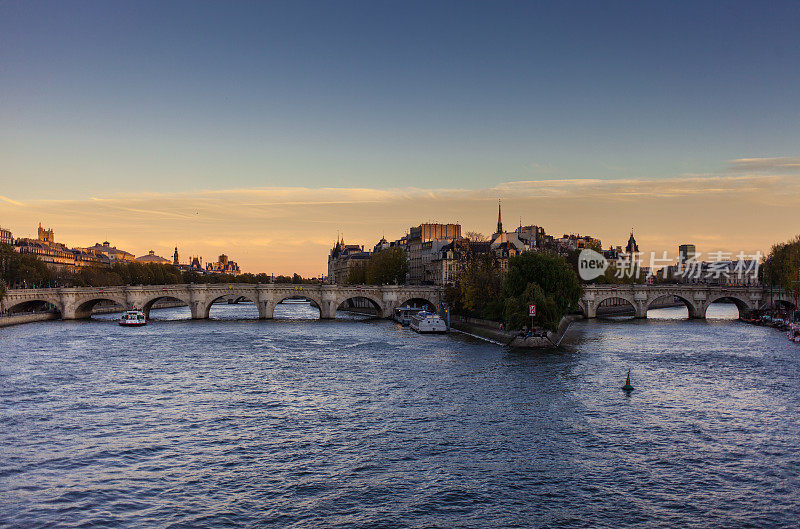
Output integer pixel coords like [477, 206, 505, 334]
[622, 369, 634, 392]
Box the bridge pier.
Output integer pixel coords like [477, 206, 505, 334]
[189, 301, 206, 319]
[256, 301, 274, 319]
[319, 300, 337, 319]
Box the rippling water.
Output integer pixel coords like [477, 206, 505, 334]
[1, 302, 798, 528]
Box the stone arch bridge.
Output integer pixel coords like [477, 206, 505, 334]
[1, 284, 443, 320]
[580, 284, 796, 319]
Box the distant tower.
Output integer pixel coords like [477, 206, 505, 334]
[625, 230, 639, 254]
[678, 244, 696, 264]
[37, 223, 54, 243]
[496, 200, 503, 235]
[173, 246, 179, 265]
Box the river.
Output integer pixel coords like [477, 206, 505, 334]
[1, 302, 798, 527]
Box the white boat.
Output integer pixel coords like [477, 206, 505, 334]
[410, 311, 448, 334]
[119, 310, 147, 327]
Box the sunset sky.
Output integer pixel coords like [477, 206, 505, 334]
[2, 1, 799, 275]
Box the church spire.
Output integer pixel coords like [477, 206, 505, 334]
[496, 199, 503, 235]
[626, 229, 639, 254]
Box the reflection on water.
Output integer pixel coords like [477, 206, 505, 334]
[1, 302, 798, 528]
[648, 301, 740, 320]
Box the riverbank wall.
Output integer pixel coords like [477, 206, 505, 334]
[0, 312, 60, 327]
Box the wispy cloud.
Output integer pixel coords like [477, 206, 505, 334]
[1, 164, 799, 274]
[726, 156, 800, 173]
[0, 195, 24, 206]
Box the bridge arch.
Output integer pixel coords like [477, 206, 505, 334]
[646, 293, 697, 319]
[71, 296, 128, 319]
[273, 292, 324, 319]
[704, 294, 751, 319]
[203, 293, 259, 319]
[334, 294, 385, 318]
[4, 297, 63, 317]
[275, 292, 323, 308]
[593, 295, 638, 319]
[141, 294, 193, 319]
[398, 296, 438, 313]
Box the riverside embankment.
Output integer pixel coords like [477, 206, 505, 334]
[450, 314, 582, 348]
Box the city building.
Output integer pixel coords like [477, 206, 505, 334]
[407, 223, 461, 284]
[206, 254, 241, 275]
[15, 224, 110, 271]
[85, 241, 135, 263]
[135, 250, 172, 264]
[488, 204, 600, 258]
[427, 238, 497, 286]
[419, 239, 454, 284]
[656, 251, 761, 286]
[678, 244, 696, 264]
[626, 231, 639, 254]
[373, 237, 390, 253]
[555, 233, 602, 252]
[0, 226, 12, 245]
[515, 224, 549, 249]
[327, 237, 371, 284]
[38, 224, 54, 243]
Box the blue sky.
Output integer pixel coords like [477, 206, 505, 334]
[2, 0, 799, 200]
[2, 1, 800, 273]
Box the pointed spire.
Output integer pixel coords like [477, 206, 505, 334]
[496, 199, 503, 235]
[626, 229, 639, 254]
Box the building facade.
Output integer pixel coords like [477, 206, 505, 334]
[15, 225, 111, 271]
[407, 223, 461, 284]
[85, 242, 135, 263]
[206, 254, 241, 275]
[678, 244, 696, 264]
[135, 250, 172, 264]
[327, 238, 371, 284]
[0, 226, 12, 246]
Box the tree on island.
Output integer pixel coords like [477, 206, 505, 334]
[347, 247, 408, 285]
[444, 253, 504, 320]
[502, 252, 582, 331]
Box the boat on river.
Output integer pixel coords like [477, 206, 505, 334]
[394, 306, 424, 326]
[410, 311, 448, 334]
[119, 310, 147, 327]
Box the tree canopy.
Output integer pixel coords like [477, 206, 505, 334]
[502, 252, 582, 331]
[444, 253, 504, 320]
[347, 247, 408, 285]
[0, 243, 53, 290]
[762, 235, 800, 301]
